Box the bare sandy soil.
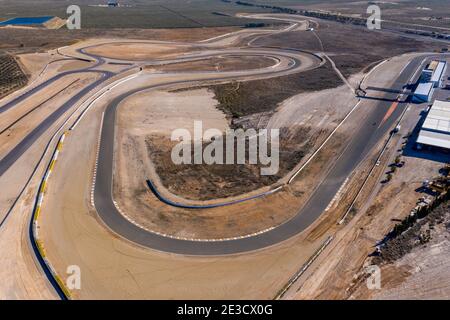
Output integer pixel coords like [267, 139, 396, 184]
[267, 83, 358, 130]
[85, 42, 201, 61]
[112, 64, 359, 237]
[38, 89, 336, 299]
[371, 226, 450, 300]
[118, 88, 229, 137]
[150, 55, 276, 72]
[113, 87, 298, 238]
[294, 146, 445, 299]
[144, 126, 318, 200]
[289, 100, 449, 299]
[0, 73, 100, 158]
[57, 60, 92, 73]
[348, 195, 450, 300]
[16, 52, 53, 78]
[0, 26, 241, 56]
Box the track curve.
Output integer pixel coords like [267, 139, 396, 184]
[90, 45, 327, 254]
[0, 14, 433, 257]
[91, 47, 430, 255]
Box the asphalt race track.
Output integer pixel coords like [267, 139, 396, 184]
[92, 51, 430, 254]
[0, 16, 439, 256]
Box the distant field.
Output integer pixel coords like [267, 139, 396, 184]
[254, 19, 443, 77]
[2, 0, 447, 30]
[245, 0, 450, 29]
[0, 0, 273, 29]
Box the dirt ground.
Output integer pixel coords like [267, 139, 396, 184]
[289, 98, 450, 299]
[112, 57, 358, 238]
[0, 73, 100, 158]
[85, 42, 202, 61]
[145, 126, 318, 200]
[253, 20, 442, 78]
[347, 194, 450, 300]
[119, 87, 229, 136]
[149, 55, 275, 72]
[16, 52, 53, 79]
[0, 26, 241, 55]
[209, 63, 342, 120]
[38, 86, 337, 299]
[113, 87, 335, 238]
[371, 211, 450, 300]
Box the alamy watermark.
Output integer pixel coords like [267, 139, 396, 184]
[366, 5, 381, 30]
[171, 121, 280, 175]
[66, 5, 81, 30]
[66, 265, 81, 290]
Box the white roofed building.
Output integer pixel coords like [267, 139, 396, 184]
[413, 82, 435, 103]
[417, 100, 450, 150]
[430, 61, 447, 88]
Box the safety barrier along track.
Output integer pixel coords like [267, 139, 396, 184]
[26, 68, 143, 300]
[30, 132, 71, 300]
[146, 179, 282, 209]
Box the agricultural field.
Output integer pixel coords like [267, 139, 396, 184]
[0, 54, 27, 99]
[240, 0, 450, 29]
[0, 0, 272, 29]
[1, 0, 449, 30]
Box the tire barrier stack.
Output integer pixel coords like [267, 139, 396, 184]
[30, 131, 72, 300]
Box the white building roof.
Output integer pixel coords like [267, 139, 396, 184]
[422, 100, 450, 132]
[417, 130, 450, 149]
[417, 100, 450, 149]
[431, 61, 446, 83]
[414, 82, 434, 96]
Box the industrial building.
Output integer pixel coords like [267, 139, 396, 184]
[413, 60, 448, 103]
[420, 69, 433, 82]
[421, 60, 447, 88]
[413, 82, 435, 103]
[416, 100, 450, 150]
[431, 61, 447, 88]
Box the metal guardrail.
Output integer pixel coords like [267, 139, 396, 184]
[146, 179, 282, 209]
